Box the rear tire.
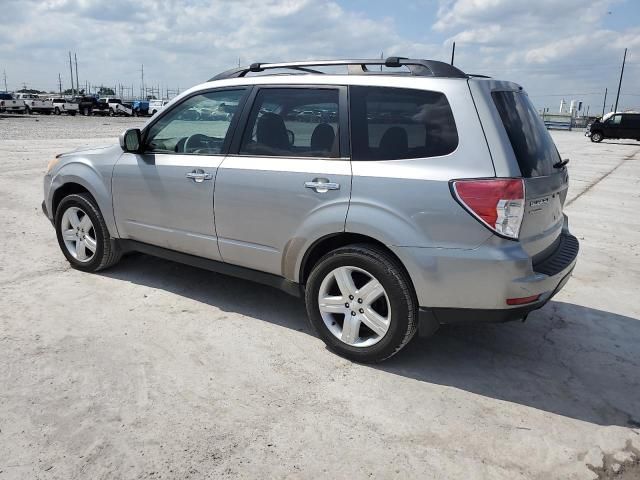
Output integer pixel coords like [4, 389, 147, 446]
[54, 107, 61, 115]
[25, 106, 31, 115]
[55, 193, 122, 272]
[305, 244, 417, 363]
[590, 131, 604, 142]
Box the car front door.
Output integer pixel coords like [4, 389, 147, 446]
[112, 88, 248, 260]
[214, 86, 351, 277]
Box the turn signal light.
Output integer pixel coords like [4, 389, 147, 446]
[506, 295, 540, 305]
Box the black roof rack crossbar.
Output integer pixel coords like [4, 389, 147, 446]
[209, 57, 467, 81]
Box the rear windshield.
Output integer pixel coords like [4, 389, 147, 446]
[492, 91, 560, 177]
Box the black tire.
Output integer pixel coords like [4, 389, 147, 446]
[591, 131, 604, 142]
[55, 193, 122, 272]
[54, 107, 61, 115]
[305, 244, 418, 363]
[25, 106, 31, 115]
[69, 111, 76, 116]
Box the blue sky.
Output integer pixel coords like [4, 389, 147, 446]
[1, 0, 638, 112]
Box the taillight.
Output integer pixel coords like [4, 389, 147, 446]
[451, 178, 525, 240]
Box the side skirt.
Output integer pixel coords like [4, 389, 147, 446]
[118, 239, 304, 298]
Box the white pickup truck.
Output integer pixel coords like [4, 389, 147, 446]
[98, 98, 133, 116]
[0, 92, 26, 113]
[48, 98, 79, 116]
[15, 93, 54, 115]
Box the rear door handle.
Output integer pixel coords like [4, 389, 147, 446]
[186, 169, 213, 183]
[304, 178, 340, 193]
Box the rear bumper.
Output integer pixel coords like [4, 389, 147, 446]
[417, 264, 574, 334]
[391, 231, 579, 334]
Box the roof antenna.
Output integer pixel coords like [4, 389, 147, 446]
[450, 42, 455, 66]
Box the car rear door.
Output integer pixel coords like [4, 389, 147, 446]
[214, 85, 351, 277]
[112, 88, 248, 261]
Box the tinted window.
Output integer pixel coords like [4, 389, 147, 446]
[622, 115, 640, 127]
[145, 89, 245, 155]
[350, 86, 458, 161]
[240, 88, 339, 158]
[0, 93, 12, 100]
[492, 91, 560, 177]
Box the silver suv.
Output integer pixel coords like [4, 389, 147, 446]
[42, 57, 579, 362]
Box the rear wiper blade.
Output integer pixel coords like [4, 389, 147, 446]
[553, 158, 569, 169]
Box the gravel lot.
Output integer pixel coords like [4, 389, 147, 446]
[1, 114, 639, 479]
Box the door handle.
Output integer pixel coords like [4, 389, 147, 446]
[304, 178, 340, 193]
[186, 169, 213, 183]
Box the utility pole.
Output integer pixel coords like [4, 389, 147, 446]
[613, 48, 627, 114]
[75, 53, 80, 94]
[2, 70, 7, 92]
[68, 51, 74, 95]
[141, 64, 145, 99]
[601, 87, 608, 117]
[451, 42, 456, 66]
[58, 73, 62, 95]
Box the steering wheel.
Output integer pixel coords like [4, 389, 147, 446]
[183, 133, 210, 153]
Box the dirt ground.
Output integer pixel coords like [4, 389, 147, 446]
[0, 114, 639, 479]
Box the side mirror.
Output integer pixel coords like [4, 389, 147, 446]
[119, 128, 142, 152]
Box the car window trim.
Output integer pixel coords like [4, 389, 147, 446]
[141, 86, 251, 156]
[227, 84, 350, 160]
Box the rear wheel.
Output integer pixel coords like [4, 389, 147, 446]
[25, 106, 31, 115]
[305, 244, 417, 363]
[54, 107, 61, 115]
[591, 131, 604, 142]
[55, 193, 122, 272]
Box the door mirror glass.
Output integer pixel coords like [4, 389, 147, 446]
[120, 128, 141, 152]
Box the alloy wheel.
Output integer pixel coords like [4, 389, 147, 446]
[60, 206, 97, 262]
[318, 266, 391, 348]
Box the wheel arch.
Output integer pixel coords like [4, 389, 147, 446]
[298, 232, 413, 289]
[49, 166, 118, 237]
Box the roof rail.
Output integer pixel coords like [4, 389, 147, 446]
[209, 57, 467, 81]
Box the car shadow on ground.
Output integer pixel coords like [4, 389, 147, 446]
[600, 140, 640, 146]
[103, 253, 640, 428]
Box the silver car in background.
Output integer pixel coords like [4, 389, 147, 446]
[42, 57, 578, 362]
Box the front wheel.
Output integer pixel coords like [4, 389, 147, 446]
[54, 107, 61, 115]
[590, 131, 604, 142]
[305, 244, 417, 363]
[55, 193, 122, 272]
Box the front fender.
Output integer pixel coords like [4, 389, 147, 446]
[48, 161, 118, 237]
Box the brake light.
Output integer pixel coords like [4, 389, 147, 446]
[451, 178, 525, 239]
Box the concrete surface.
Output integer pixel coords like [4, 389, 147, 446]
[0, 115, 639, 479]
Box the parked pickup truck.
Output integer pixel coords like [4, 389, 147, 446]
[74, 96, 106, 116]
[148, 99, 170, 116]
[15, 93, 54, 115]
[130, 100, 149, 116]
[98, 98, 133, 116]
[48, 98, 79, 116]
[0, 92, 26, 113]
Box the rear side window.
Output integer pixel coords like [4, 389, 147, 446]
[350, 86, 458, 161]
[239, 88, 340, 158]
[492, 91, 560, 177]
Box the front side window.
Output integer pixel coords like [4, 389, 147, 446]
[610, 115, 622, 125]
[239, 88, 340, 158]
[350, 86, 458, 161]
[145, 89, 245, 155]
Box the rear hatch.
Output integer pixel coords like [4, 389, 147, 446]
[491, 90, 568, 262]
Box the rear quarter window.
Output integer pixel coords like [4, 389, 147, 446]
[492, 90, 560, 177]
[350, 86, 458, 161]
